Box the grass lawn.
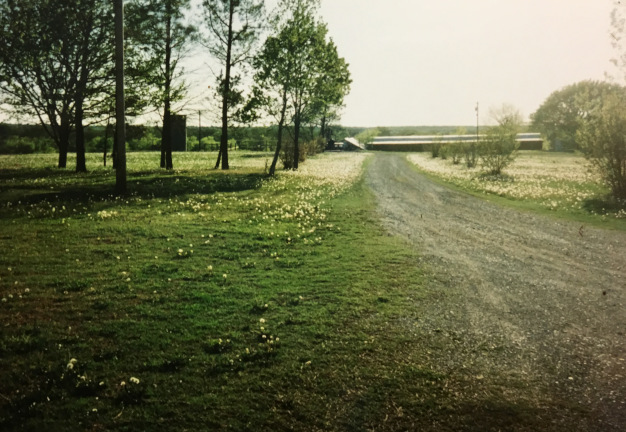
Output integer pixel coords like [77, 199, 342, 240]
[407, 151, 626, 230]
[0, 152, 442, 431]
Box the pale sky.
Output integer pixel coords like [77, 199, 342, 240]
[318, 0, 616, 127]
[0, 1, 617, 129]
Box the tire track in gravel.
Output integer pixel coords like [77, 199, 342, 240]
[365, 153, 626, 431]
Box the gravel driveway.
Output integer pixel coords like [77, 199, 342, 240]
[365, 153, 626, 431]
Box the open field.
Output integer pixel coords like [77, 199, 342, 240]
[1, 151, 625, 431]
[407, 151, 626, 228]
[0, 152, 435, 431]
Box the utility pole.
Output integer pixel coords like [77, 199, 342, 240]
[475, 102, 479, 142]
[114, 0, 126, 194]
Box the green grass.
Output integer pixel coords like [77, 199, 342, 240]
[0, 151, 447, 431]
[407, 151, 626, 230]
[1, 151, 606, 431]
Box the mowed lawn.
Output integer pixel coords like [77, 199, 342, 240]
[0, 152, 433, 431]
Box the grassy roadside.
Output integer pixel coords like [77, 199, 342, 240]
[0, 152, 449, 431]
[406, 151, 626, 231]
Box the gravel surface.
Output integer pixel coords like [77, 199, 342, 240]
[366, 153, 626, 431]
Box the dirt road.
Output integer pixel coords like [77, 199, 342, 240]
[365, 153, 626, 431]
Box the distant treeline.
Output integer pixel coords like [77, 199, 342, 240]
[375, 126, 478, 136]
[0, 123, 498, 155]
[0, 123, 366, 155]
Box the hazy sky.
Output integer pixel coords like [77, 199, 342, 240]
[318, 0, 616, 127]
[0, 1, 617, 129]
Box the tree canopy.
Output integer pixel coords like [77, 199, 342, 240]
[0, 0, 114, 171]
[530, 81, 625, 151]
[202, 0, 265, 170]
[250, 0, 351, 171]
[126, 0, 197, 170]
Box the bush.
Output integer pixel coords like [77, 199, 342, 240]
[355, 128, 380, 150]
[0, 136, 55, 154]
[578, 93, 626, 199]
[445, 142, 463, 165]
[1, 136, 36, 154]
[478, 125, 519, 175]
[128, 130, 160, 151]
[477, 104, 523, 175]
[280, 139, 306, 170]
[200, 136, 218, 151]
[86, 136, 112, 153]
[187, 136, 199, 151]
[462, 142, 478, 168]
[430, 142, 442, 158]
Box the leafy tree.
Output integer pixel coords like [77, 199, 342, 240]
[577, 92, 626, 199]
[308, 36, 351, 143]
[203, 0, 264, 170]
[355, 128, 380, 149]
[530, 81, 623, 151]
[479, 105, 523, 175]
[249, 20, 295, 175]
[126, 0, 197, 170]
[252, 0, 350, 172]
[0, 0, 114, 171]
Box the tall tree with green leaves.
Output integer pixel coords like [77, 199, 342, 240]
[126, 0, 196, 170]
[0, 0, 114, 171]
[202, 0, 264, 170]
[252, 0, 350, 171]
[530, 81, 624, 151]
[72, 0, 115, 173]
[577, 91, 626, 199]
[250, 28, 294, 175]
[308, 37, 351, 143]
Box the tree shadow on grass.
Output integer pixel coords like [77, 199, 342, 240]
[0, 171, 267, 219]
[582, 196, 626, 215]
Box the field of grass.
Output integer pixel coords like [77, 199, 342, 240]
[407, 151, 626, 229]
[0, 151, 447, 431]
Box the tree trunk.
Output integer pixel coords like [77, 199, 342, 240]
[293, 113, 301, 171]
[217, 1, 235, 171]
[162, 11, 173, 170]
[103, 120, 111, 167]
[162, 106, 172, 169]
[74, 77, 88, 173]
[58, 119, 70, 168]
[269, 88, 288, 176]
[214, 148, 222, 169]
[75, 104, 87, 173]
[114, 0, 126, 194]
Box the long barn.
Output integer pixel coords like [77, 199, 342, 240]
[370, 133, 543, 151]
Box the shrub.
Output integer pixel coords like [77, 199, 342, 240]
[430, 142, 441, 158]
[1, 136, 36, 154]
[462, 142, 478, 168]
[187, 136, 199, 151]
[86, 136, 112, 153]
[446, 142, 463, 165]
[478, 124, 519, 175]
[477, 104, 523, 175]
[355, 128, 380, 150]
[280, 139, 307, 170]
[200, 136, 218, 151]
[577, 93, 626, 199]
